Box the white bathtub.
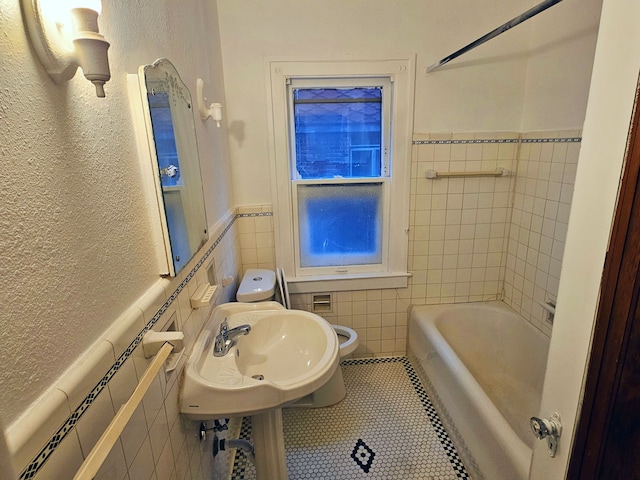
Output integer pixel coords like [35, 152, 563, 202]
[408, 301, 550, 480]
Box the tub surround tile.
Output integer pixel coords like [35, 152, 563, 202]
[503, 130, 580, 333]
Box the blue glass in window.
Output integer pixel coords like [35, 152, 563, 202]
[297, 183, 383, 267]
[293, 87, 382, 179]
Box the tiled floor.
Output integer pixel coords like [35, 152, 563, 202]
[231, 357, 471, 479]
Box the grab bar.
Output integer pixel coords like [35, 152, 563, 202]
[425, 168, 510, 179]
[539, 301, 556, 316]
[73, 342, 175, 480]
[538, 300, 556, 324]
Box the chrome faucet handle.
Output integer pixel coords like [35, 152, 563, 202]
[220, 318, 228, 336]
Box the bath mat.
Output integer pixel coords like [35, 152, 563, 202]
[230, 356, 471, 479]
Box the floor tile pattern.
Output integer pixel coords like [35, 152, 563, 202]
[231, 357, 470, 479]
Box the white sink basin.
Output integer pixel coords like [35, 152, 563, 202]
[180, 301, 340, 419]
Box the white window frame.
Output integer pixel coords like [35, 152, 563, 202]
[267, 58, 415, 293]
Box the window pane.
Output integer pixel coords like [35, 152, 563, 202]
[297, 183, 383, 267]
[293, 87, 382, 179]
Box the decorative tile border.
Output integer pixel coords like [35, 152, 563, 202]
[413, 136, 581, 145]
[19, 215, 239, 479]
[236, 212, 273, 218]
[413, 138, 519, 145]
[521, 137, 581, 143]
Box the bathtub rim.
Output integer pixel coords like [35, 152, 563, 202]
[408, 301, 542, 479]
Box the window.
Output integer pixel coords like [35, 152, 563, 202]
[268, 59, 414, 292]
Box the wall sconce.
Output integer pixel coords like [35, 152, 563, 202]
[21, 0, 111, 97]
[196, 78, 223, 127]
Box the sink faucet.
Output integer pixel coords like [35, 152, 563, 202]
[213, 318, 251, 357]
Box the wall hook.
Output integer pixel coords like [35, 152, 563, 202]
[196, 78, 223, 126]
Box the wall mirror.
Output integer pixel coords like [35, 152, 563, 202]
[130, 58, 208, 276]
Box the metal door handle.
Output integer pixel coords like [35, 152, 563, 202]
[530, 412, 562, 457]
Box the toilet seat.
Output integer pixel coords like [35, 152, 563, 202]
[331, 324, 359, 356]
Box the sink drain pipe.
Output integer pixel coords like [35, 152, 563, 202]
[213, 435, 255, 463]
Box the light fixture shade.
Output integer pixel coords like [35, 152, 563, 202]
[21, 0, 78, 83]
[21, 0, 111, 97]
[76, 0, 101, 14]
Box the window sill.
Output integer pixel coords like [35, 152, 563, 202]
[286, 272, 410, 294]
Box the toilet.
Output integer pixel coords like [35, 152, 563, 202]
[236, 268, 359, 407]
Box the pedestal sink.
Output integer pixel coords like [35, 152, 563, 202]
[180, 301, 340, 479]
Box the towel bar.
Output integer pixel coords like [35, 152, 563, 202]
[425, 168, 510, 179]
[72, 342, 174, 480]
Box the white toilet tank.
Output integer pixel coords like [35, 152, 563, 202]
[236, 268, 276, 302]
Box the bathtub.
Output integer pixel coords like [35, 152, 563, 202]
[408, 301, 550, 480]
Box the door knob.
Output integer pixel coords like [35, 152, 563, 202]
[530, 412, 562, 457]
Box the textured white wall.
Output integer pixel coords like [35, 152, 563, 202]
[0, 0, 232, 424]
[520, 0, 602, 131]
[217, 0, 601, 206]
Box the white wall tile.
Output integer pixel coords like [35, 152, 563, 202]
[33, 430, 84, 480]
[57, 340, 117, 412]
[95, 439, 129, 480]
[75, 388, 116, 458]
[128, 436, 155, 480]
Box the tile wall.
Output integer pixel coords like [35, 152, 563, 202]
[503, 130, 581, 335]
[409, 133, 519, 305]
[238, 131, 581, 355]
[236, 206, 276, 273]
[11, 211, 242, 480]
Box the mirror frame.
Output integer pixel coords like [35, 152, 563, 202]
[128, 58, 209, 276]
